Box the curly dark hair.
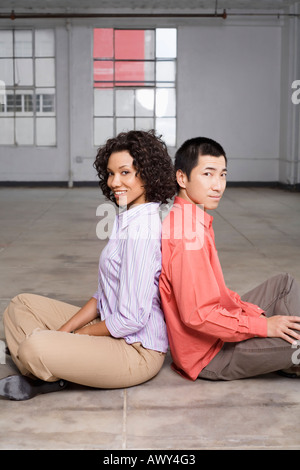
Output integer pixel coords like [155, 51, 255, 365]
[94, 130, 176, 205]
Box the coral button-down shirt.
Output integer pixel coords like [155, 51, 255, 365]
[159, 196, 267, 380]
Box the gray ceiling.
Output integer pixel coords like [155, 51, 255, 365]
[0, 0, 299, 12]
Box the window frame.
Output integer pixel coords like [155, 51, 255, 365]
[93, 27, 177, 148]
[0, 28, 56, 147]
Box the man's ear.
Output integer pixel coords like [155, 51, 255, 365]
[176, 169, 187, 189]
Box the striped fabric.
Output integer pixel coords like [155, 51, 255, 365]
[94, 202, 168, 353]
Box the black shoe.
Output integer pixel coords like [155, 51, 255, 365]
[0, 375, 68, 401]
[277, 367, 300, 379]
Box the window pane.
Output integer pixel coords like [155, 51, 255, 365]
[35, 58, 55, 86]
[94, 88, 113, 116]
[15, 89, 34, 116]
[115, 30, 146, 60]
[156, 61, 176, 84]
[156, 29, 177, 58]
[144, 62, 155, 84]
[36, 117, 56, 145]
[156, 88, 176, 117]
[16, 117, 34, 145]
[94, 117, 113, 146]
[135, 117, 154, 131]
[135, 89, 154, 116]
[0, 80, 5, 111]
[4, 91, 14, 114]
[94, 29, 113, 59]
[156, 117, 176, 146]
[15, 30, 32, 57]
[0, 31, 13, 57]
[6, 93, 22, 112]
[115, 61, 154, 86]
[15, 94, 22, 112]
[35, 30, 55, 57]
[15, 58, 33, 86]
[0, 58, 13, 85]
[144, 30, 155, 60]
[24, 94, 33, 113]
[116, 89, 134, 116]
[35, 88, 55, 115]
[94, 61, 113, 86]
[0, 118, 14, 144]
[116, 117, 134, 134]
[42, 94, 55, 112]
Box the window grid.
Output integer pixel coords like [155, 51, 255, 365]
[93, 28, 177, 147]
[0, 29, 56, 146]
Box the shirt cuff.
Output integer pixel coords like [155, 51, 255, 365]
[247, 315, 268, 337]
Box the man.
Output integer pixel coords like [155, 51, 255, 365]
[159, 137, 300, 381]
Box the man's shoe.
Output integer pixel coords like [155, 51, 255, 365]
[0, 375, 68, 401]
[277, 366, 300, 379]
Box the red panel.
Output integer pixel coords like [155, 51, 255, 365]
[115, 61, 145, 86]
[93, 29, 145, 87]
[93, 29, 113, 58]
[115, 30, 145, 60]
[94, 60, 113, 88]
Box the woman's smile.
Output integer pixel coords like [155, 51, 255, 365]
[107, 151, 147, 209]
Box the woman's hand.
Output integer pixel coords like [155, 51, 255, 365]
[58, 297, 98, 334]
[267, 315, 300, 345]
[74, 321, 111, 336]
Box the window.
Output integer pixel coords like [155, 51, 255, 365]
[93, 28, 176, 147]
[0, 29, 56, 146]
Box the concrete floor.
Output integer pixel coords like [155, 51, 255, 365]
[0, 186, 300, 450]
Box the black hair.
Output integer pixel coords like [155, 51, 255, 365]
[175, 137, 227, 190]
[94, 130, 177, 205]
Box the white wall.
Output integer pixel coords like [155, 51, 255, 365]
[177, 21, 282, 182]
[0, 25, 71, 181]
[279, 4, 300, 185]
[68, 24, 96, 183]
[0, 11, 299, 184]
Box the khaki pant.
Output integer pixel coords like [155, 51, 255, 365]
[3, 293, 165, 388]
[199, 273, 300, 381]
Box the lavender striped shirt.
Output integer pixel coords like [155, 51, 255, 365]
[94, 202, 168, 353]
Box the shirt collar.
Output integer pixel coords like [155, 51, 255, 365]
[118, 202, 160, 229]
[173, 196, 213, 229]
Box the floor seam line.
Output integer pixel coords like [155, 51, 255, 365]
[122, 388, 127, 450]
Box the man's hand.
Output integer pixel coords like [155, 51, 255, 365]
[267, 315, 300, 345]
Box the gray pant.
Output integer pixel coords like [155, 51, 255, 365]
[199, 273, 300, 381]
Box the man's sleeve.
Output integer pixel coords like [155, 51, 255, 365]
[169, 240, 267, 342]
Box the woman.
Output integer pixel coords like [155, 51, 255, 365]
[1, 130, 176, 400]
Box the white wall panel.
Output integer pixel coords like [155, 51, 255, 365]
[177, 23, 281, 182]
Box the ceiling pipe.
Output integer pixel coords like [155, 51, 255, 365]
[1, 9, 299, 21]
[3, 9, 228, 20]
[228, 12, 299, 17]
